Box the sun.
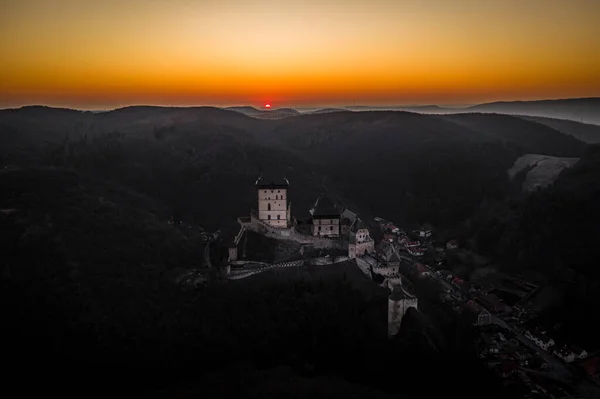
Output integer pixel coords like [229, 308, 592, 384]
[264, 103, 271, 109]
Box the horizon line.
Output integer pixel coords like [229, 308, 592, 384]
[1, 96, 598, 112]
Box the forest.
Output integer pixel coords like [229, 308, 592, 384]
[2, 106, 600, 394]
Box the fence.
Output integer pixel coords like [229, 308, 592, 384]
[228, 259, 305, 280]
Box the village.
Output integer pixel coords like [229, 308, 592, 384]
[184, 174, 600, 399]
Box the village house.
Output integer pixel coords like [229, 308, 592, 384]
[384, 223, 400, 234]
[524, 330, 555, 351]
[553, 346, 576, 363]
[446, 239, 459, 250]
[399, 236, 420, 248]
[255, 175, 291, 227]
[309, 195, 341, 237]
[414, 263, 432, 278]
[466, 300, 492, 326]
[571, 345, 588, 360]
[406, 246, 424, 256]
[383, 234, 395, 243]
[475, 293, 509, 314]
[418, 228, 432, 238]
[348, 219, 375, 259]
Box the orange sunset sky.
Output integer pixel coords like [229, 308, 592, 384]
[1, 0, 600, 109]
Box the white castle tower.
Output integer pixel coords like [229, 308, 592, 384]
[255, 174, 291, 227]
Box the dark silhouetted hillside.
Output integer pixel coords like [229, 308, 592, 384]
[518, 115, 600, 143]
[466, 145, 600, 348]
[0, 106, 591, 230]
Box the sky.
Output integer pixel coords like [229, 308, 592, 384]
[1, 0, 600, 109]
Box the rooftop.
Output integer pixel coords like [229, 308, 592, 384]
[351, 218, 367, 233]
[341, 208, 357, 223]
[255, 174, 289, 189]
[310, 195, 341, 218]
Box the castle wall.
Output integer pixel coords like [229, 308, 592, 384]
[247, 214, 343, 249]
[388, 296, 418, 338]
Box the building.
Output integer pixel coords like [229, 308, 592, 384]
[400, 236, 420, 248]
[465, 300, 491, 325]
[383, 234, 395, 243]
[418, 229, 432, 238]
[384, 223, 400, 234]
[348, 219, 375, 259]
[446, 240, 459, 250]
[309, 195, 341, 237]
[414, 263, 431, 278]
[524, 330, 555, 350]
[388, 285, 418, 338]
[475, 293, 509, 314]
[407, 246, 424, 256]
[570, 345, 588, 360]
[553, 346, 576, 363]
[255, 175, 291, 227]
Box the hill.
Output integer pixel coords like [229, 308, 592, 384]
[225, 106, 300, 119]
[0, 168, 507, 397]
[517, 115, 600, 143]
[466, 145, 600, 347]
[0, 106, 591, 230]
[465, 97, 600, 125]
[309, 108, 349, 114]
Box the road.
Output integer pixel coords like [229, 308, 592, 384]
[490, 315, 571, 381]
[425, 263, 572, 382]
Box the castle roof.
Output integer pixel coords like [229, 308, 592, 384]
[255, 174, 289, 189]
[351, 218, 367, 233]
[341, 208, 357, 224]
[310, 195, 341, 218]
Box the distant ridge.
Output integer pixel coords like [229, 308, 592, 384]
[310, 108, 350, 114]
[225, 106, 300, 119]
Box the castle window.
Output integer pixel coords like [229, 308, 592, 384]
[268, 203, 271, 211]
[278, 190, 280, 193]
[318, 226, 321, 231]
[268, 215, 271, 220]
[264, 191, 267, 193]
[330, 226, 333, 231]
[277, 215, 280, 220]
[271, 190, 273, 193]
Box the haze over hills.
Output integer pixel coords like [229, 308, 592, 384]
[223, 97, 600, 126]
[0, 105, 590, 232]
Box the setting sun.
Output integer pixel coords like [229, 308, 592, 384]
[265, 103, 271, 109]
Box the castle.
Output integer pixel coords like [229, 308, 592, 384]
[255, 174, 291, 227]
